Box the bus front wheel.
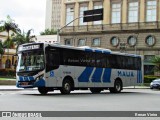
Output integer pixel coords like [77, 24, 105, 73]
[60, 79, 72, 94]
[109, 80, 122, 93]
[38, 87, 49, 95]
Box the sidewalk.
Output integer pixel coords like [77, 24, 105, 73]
[124, 86, 150, 89]
[0, 85, 24, 91]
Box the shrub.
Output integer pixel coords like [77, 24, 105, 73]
[0, 69, 16, 77]
[144, 75, 159, 83]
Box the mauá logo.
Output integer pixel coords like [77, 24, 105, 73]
[118, 71, 134, 77]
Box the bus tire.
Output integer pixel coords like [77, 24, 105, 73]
[60, 79, 72, 94]
[38, 87, 49, 95]
[90, 88, 102, 94]
[109, 80, 122, 93]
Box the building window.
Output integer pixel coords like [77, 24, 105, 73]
[144, 55, 155, 63]
[146, 0, 157, 22]
[78, 39, 86, 46]
[128, 2, 139, 23]
[110, 37, 119, 47]
[93, 1, 102, 25]
[65, 39, 72, 46]
[128, 36, 137, 46]
[145, 35, 156, 46]
[92, 38, 100, 46]
[111, 3, 121, 23]
[66, 4, 74, 26]
[5, 59, 11, 68]
[79, 3, 88, 25]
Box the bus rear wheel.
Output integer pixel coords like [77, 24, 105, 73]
[109, 80, 122, 93]
[60, 79, 72, 94]
[38, 87, 49, 95]
[90, 88, 102, 94]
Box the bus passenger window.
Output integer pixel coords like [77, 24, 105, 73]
[46, 49, 60, 72]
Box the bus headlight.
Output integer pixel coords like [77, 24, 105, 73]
[36, 74, 44, 81]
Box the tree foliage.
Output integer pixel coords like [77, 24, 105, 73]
[12, 29, 35, 52]
[151, 56, 160, 72]
[0, 41, 4, 55]
[0, 15, 21, 49]
[0, 15, 21, 34]
[40, 29, 57, 35]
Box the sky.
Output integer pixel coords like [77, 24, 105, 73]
[0, 0, 46, 35]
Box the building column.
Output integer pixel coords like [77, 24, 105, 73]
[122, 0, 127, 23]
[140, 0, 146, 22]
[45, 0, 53, 29]
[103, 0, 110, 24]
[158, 0, 160, 21]
[88, 0, 93, 25]
[74, 2, 79, 26]
[61, 0, 66, 27]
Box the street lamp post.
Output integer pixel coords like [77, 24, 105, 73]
[57, 16, 84, 43]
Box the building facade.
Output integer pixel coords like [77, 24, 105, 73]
[0, 31, 17, 71]
[58, 0, 160, 75]
[34, 35, 57, 44]
[45, 0, 62, 30]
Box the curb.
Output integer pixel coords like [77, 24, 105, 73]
[124, 87, 150, 89]
[0, 80, 16, 85]
[0, 89, 23, 91]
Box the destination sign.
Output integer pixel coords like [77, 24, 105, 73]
[19, 44, 41, 51]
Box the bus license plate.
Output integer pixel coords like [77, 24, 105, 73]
[20, 82, 29, 86]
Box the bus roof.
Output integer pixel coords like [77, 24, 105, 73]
[46, 43, 141, 58]
[19, 42, 142, 58]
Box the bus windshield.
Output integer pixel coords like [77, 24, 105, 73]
[17, 50, 44, 72]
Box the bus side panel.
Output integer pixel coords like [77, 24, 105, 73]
[77, 67, 94, 87]
[110, 69, 138, 87]
[45, 70, 58, 87]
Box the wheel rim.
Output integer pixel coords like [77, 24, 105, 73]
[64, 83, 70, 91]
[116, 83, 121, 92]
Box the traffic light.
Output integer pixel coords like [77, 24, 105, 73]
[83, 8, 103, 22]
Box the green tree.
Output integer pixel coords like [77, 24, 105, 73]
[0, 15, 21, 49]
[40, 29, 57, 35]
[0, 41, 4, 55]
[151, 56, 160, 72]
[12, 29, 35, 52]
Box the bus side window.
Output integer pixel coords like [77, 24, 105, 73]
[46, 48, 60, 72]
[96, 53, 107, 68]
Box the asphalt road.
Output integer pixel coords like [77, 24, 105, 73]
[0, 89, 160, 120]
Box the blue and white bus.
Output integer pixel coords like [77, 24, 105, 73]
[16, 43, 143, 94]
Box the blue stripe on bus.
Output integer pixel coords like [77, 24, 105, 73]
[103, 51, 111, 54]
[85, 48, 93, 52]
[24, 77, 29, 81]
[19, 76, 23, 81]
[19, 76, 34, 81]
[140, 71, 142, 83]
[34, 79, 45, 87]
[102, 68, 111, 83]
[29, 76, 34, 81]
[137, 71, 139, 83]
[137, 70, 142, 83]
[95, 50, 102, 53]
[78, 67, 94, 82]
[91, 68, 103, 82]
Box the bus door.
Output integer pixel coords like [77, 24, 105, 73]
[45, 47, 61, 87]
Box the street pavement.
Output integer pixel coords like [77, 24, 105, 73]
[0, 85, 23, 91]
[0, 85, 149, 91]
